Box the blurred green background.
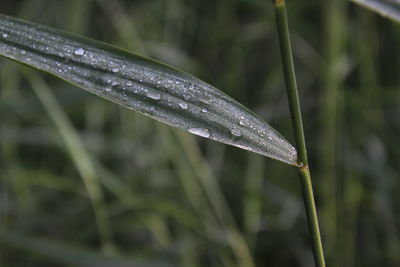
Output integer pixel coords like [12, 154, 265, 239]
[0, 0, 399, 266]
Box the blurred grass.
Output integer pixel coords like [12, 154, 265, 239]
[318, 0, 346, 264]
[0, 0, 399, 267]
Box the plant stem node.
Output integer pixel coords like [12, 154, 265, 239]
[274, 0, 285, 7]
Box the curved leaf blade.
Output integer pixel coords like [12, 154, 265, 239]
[350, 0, 400, 23]
[0, 14, 297, 165]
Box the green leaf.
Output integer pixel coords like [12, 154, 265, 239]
[0, 231, 172, 267]
[0, 13, 297, 165]
[350, 0, 400, 23]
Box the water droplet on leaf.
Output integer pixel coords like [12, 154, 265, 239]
[106, 82, 119, 92]
[188, 128, 210, 138]
[74, 48, 85, 56]
[230, 128, 242, 137]
[238, 117, 246, 126]
[178, 103, 188, 110]
[145, 91, 161, 100]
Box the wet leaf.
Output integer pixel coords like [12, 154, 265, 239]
[350, 0, 400, 23]
[0, 14, 297, 165]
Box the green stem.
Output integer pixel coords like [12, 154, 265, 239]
[299, 166, 326, 267]
[272, 1, 326, 267]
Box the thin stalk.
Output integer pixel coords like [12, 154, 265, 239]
[320, 0, 346, 264]
[26, 72, 114, 254]
[272, 1, 326, 267]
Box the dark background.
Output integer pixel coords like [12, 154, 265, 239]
[0, 0, 399, 266]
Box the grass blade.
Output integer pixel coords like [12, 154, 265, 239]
[26, 72, 114, 253]
[0, 13, 297, 165]
[350, 0, 400, 23]
[0, 232, 171, 267]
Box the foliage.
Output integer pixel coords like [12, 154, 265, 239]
[0, 0, 399, 267]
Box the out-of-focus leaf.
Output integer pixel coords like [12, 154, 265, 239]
[0, 14, 297, 165]
[0, 232, 172, 267]
[350, 0, 400, 23]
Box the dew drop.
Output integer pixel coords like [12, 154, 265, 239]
[188, 128, 210, 138]
[74, 48, 85, 56]
[112, 67, 120, 73]
[126, 81, 133, 86]
[178, 103, 188, 110]
[106, 82, 119, 92]
[236, 144, 251, 151]
[121, 88, 128, 100]
[21, 50, 26, 55]
[146, 91, 161, 100]
[2, 33, 8, 38]
[238, 116, 246, 126]
[199, 97, 211, 105]
[260, 131, 268, 137]
[230, 128, 242, 137]
[201, 109, 207, 113]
